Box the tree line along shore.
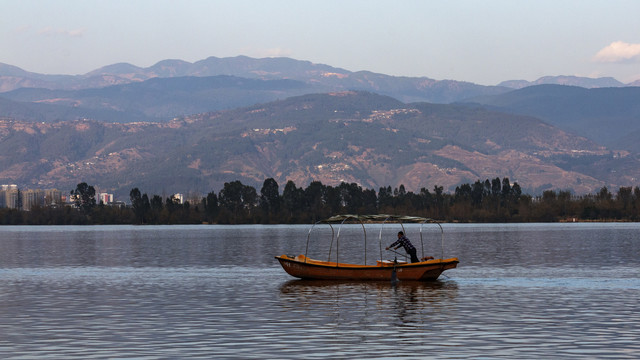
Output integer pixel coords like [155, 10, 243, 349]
[1, 177, 639, 225]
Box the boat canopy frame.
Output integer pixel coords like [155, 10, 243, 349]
[303, 214, 444, 266]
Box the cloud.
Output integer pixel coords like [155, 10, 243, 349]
[594, 41, 640, 63]
[38, 27, 86, 38]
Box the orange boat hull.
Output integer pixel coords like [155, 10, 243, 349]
[275, 254, 459, 281]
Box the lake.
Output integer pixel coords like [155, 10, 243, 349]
[0, 223, 638, 359]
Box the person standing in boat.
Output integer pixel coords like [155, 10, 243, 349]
[386, 231, 420, 263]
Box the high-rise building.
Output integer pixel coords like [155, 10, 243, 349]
[5, 188, 21, 209]
[44, 189, 62, 206]
[22, 189, 45, 211]
[99, 193, 114, 204]
[1, 186, 66, 210]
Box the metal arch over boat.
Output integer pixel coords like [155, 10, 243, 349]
[276, 214, 458, 281]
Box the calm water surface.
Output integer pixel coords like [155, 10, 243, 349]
[0, 223, 638, 359]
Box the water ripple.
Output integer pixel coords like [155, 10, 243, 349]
[1, 224, 639, 359]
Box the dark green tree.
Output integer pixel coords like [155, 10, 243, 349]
[203, 191, 219, 222]
[218, 180, 256, 223]
[150, 195, 164, 211]
[483, 179, 492, 197]
[378, 186, 394, 211]
[361, 188, 378, 214]
[304, 181, 326, 222]
[491, 177, 501, 197]
[511, 183, 522, 199]
[241, 184, 258, 220]
[325, 185, 342, 214]
[614, 186, 633, 219]
[129, 188, 150, 223]
[633, 187, 640, 220]
[339, 182, 364, 214]
[71, 182, 96, 212]
[433, 185, 445, 218]
[165, 195, 180, 213]
[501, 178, 512, 199]
[260, 178, 281, 222]
[471, 180, 484, 207]
[282, 180, 304, 222]
[419, 187, 433, 211]
[455, 183, 472, 203]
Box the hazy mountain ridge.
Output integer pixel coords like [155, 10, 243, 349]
[498, 75, 627, 89]
[1, 91, 636, 198]
[2, 56, 637, 96]
[0, 56, 509, 104]
[463, 84, 640, 151]
[0, 75, 313, 122]
[3, 55, 637, 125]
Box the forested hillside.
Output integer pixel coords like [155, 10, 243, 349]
[1, 91, 637, 198]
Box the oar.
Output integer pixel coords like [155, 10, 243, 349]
[390, 257, 399, 285]
[386, 248, 406, 259]
[385, 249, 406, 284]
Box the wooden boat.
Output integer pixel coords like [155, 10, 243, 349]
[275, 215, 459, 281]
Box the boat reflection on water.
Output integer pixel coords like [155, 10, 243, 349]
[279, 279, 458, 292]
[278, 279, 459, 324]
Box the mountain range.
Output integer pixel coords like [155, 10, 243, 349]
[1, 91, 637, 198]
[463, 85, 640, 153]
[1, 56, 639, 198]
[0, 56, 509, 105]
[4, 56, 638, 106]
[497, 75, 635, 89]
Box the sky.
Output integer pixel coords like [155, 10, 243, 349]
[2, 0, 640, 85]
